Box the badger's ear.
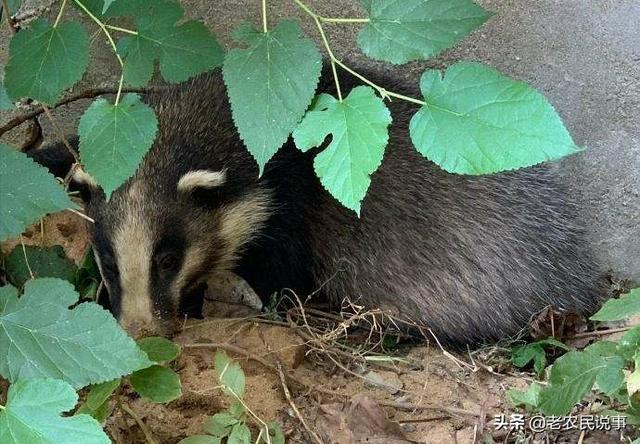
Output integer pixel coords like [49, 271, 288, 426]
[177, 170, 226, 194]
[71, 168, 104, 204]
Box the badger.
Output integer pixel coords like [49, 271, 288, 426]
[32, 66, 604, 345]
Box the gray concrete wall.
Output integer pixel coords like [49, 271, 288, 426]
[1, 0, 638, 283]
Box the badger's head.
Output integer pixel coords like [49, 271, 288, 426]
[74, 155, 271, 338]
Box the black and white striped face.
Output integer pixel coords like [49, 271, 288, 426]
[75, 168, 271, 338]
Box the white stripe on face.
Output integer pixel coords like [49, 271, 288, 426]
[112, 199, 155, 334]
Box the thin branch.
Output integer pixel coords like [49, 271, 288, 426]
[72, 0, 126, 104]
[292, 0, 343, 101]
[105, 24, 137, 35]
[0, 86, 149, 137]
[276, 361, 323, 444]
[319, 17, 369, 24]
[54, 0, 67, 27]
[118, 399, 159, 444]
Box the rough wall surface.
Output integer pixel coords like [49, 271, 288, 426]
[1, 0, 638, 283]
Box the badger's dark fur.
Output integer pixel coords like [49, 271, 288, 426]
[37, 66, 605, 345]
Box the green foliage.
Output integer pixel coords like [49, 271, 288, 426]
[294, 86, 392, 214]
[410, 62, 581, 174]
[181, 351, 284, 444]
[115, 0, 223, 86]
[5, 245, 78, 288]
[129, 365, 182, 403]
[0, 378, 110, 444]
[76, 379, 121, 422]
[78, 93, 158, 198]
[137, 336, 181, 362]
[358, 0, 491, 64]
[214, 350, 246, 398]
[74, 247, 102, 300]
[0, 278, 152, 388]
[511, 338, 569, 376]
[223, 20, 322, 174]
[0, 144, 77, 241]
[511, 288, 640, 419]
[4, 19, 89, 104]
[591, 288, 640, 321]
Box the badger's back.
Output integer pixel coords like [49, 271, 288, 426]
[127, 68, 603, 345]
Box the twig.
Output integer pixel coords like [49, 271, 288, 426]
[67, 208, 95, 223]
[261, 0, 268, 33]
[1, 0, 17, 33]
[118, 399, 159, 444]
[0, 87, 150, 137]
[565, 326, 633, 340]
[275, 361, 323, 444]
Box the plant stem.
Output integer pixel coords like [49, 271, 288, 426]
[319, 17, 369, 24]
[54, 0, 67, 27]
[105, 24, 138, 35]
[72, 0, 126, 105]
[292, 0, 342, 101]
[262, 0, 268, 32]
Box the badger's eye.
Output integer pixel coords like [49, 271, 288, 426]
[157, 252, 179, 273]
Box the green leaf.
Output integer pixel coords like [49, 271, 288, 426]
[293, 87, 392, 214]
[0, 144, 77, 241]
[358, 0, 491, 64]
[223, 20, 322, 173]
[511, 338, 569, 375]
[129, 365, 182, 403]
[227, 422, 251, 444]
[538, 345, 626, 415]
[5, 245, 78, 288]
[618, 327, 640, 361]
[0, 378, 110, 444]
[591, 288, 640, 321]
[203, 412, 237, 437]
[0, 75, 13, 110]
[74, 247, 101, 301]
[78, 94, 158, 198]
[214, 350, 246, 398]
[265, 422, 285, 444]
[115, 0, 223, 86]
[0, 278, 152, 388]
[137, 337, 181, 362]
[178, 436, 222, 444]
[507, 383, 542, 409]
[4, 19, 89, 104]
[410, 62, 581, 175]
[84, 379, 121, 411]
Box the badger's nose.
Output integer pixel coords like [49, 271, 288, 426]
[120, 319, 161, 339]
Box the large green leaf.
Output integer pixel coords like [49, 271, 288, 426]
[4, 19, 89, 104]
[358, 0, 491, 64]
[410, 62, 581, 174]
[591, 288, 640, 321]
[5, 245, 78, 288]
[538, 345, 625, 415]
[78, 94, 158, 198]
[223, 20, 322, 173]
[0, 144, 77, 241]
[0, 378, 109, 444]
[129, 365, 182, 403]
[0, 278, 152, 388]
[293, 87, 392, 214]
[114, 0, 223, 86]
